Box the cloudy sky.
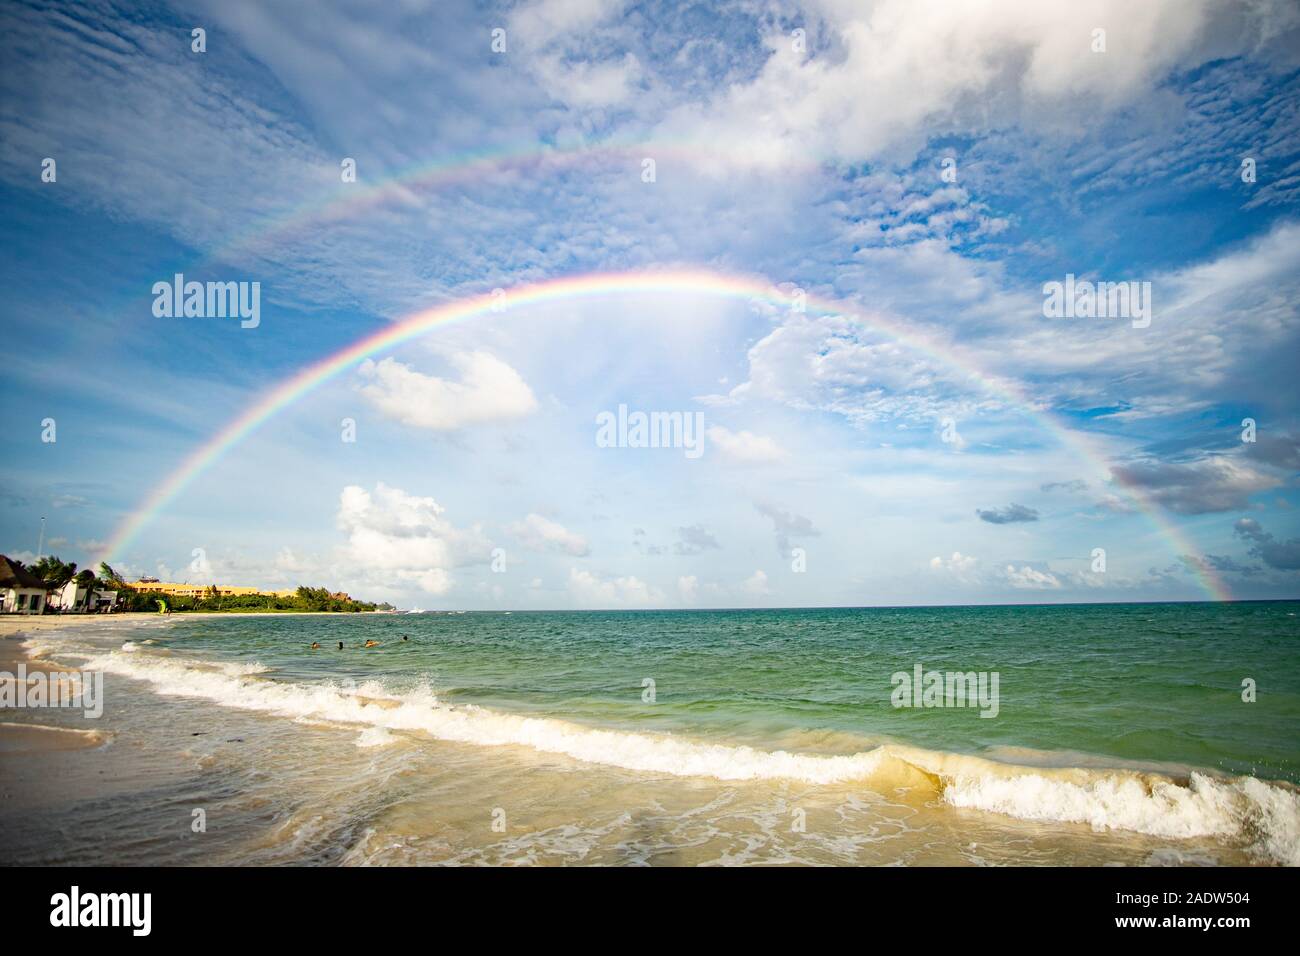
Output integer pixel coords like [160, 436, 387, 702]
[2, 0, 1299, 608]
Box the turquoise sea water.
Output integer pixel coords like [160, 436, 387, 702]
[172, 602, 1300, 782]
[7, 601, 1299, 866]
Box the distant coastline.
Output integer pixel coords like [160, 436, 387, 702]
[114, 585, 390, 615]
[2, 553, 392, 616]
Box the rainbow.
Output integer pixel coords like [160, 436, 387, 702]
[97, 267, 1232, 602]
[216, 138, 824, 265]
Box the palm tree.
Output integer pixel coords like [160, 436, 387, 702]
[98, 563, 126, 587]
[32, 555, 77, 589]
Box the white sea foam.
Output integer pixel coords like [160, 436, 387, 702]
[943, 768, 1300, 864]
[77, 647, 1300, 865]
[78, 648, 892, 782]
[355, 726, 397, 748]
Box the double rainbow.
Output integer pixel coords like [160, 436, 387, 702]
[97, 267, 1231, 601]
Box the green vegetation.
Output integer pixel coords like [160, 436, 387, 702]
[18, 555, 392, 614]
[118, 585, 390, 614]
[30, 555, 80, 589]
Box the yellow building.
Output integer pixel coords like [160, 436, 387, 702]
[123, 581, 298, 599]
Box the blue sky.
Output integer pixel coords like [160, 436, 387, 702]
[2, 0, 1299, 608]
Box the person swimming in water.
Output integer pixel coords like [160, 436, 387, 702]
[402, 635, 409, 642]
[310, 642, 321, 649]
[338, 641, 344, 650]
[364, 639, 380, 648]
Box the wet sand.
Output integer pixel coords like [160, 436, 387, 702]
[0, 613, 365, 756]
[1, 617, 114, 758]
[1, 613, 1290, 867]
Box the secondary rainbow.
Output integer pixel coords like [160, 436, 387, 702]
[97, 267, 1232, 601]
[217, 138, 822, 265]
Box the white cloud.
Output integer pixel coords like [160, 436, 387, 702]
[929, 551, 981, 586]
[983, 220, 1300, 414]
[336, 483, 490, 594]
[357, 351, 537, 430]
[1002, 564, 1062, 589]
[742, 569, 770, 596]
[275, 547, 313, 575]
[507, 0, 641, 108]
[930, 551, 978, 573]
[705, 425, 787, 464]
[509, 0, 625, 47]
[658, 0, 1292, 166]
[509, 513, 590, 556]
[722, 311, 988, 425]
[567, 567, 663, 607]
[677, 574, 698, 603]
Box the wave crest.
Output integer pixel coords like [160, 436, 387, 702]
[77, 647, 1300, 865]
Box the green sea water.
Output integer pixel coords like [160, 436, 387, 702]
[171, 601, 1300, 782]
[7, 601, 1300, 866]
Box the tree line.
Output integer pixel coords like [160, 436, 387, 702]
[16, 556, 390, 613]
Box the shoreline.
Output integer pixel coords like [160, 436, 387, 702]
[2, 612, 1298, 865]
[0, 613, 392, 759]
[0, 618, 124, 755]
[0, 610, 384, 636]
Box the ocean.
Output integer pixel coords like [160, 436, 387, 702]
[4, 602, 1299, 866]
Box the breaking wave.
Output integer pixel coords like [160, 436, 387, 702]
[61, 645, 1300, 865]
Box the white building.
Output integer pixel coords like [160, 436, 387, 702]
[56, 579, 119, 613]
[57, 579, 90, 611]
[1, 555, 47, 614]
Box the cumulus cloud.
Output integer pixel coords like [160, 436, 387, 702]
[930, 551, 978, 572]
[658, 0, 1295, 166]
[1178, 553, 1261, 576]
[567, 567, 663, 607]
[1041, 480, 1088, 493]
[357, 352, 537, 430]
[673, 524, 720, 555]
[336, 483, 490, 594]
[705, 425, 786, 463]
[1234, 517, 1300, 570]
[742, 569, 770, 596]
[1095, 494, 1138, 515]
[718, 312, 984, 425]
[1245, 432, 1300, 471]
[929, 551, 981, 587]
[977, 503, 1040, 524]
[506, 0, 641, 108]
[755, 501, 820, 556]
[509, 513, 590, 556]
[1002, 564, 1062, 589]
[677, 573, 723, 604]
[1111, 457, 1280, 514]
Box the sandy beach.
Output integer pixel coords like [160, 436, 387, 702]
[0, 613, 368, 755]
[0, 616, 123, 756]
[3, 607, 1298, 866]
